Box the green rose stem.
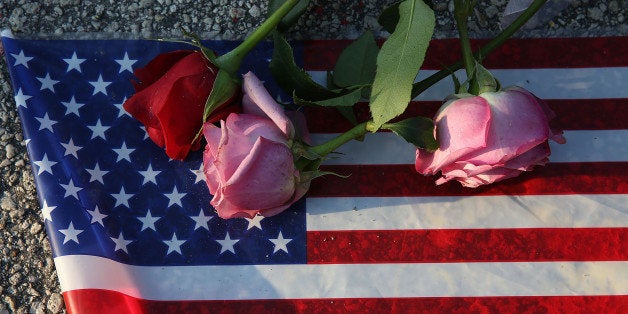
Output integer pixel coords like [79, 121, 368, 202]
[453, 0, 477, 93]
[309, 121, 376, 158]
[213, 0, 301, 74]
[411, 0, 548, 98]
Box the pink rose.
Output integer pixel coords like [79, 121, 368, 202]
[202, 72, 310, 219]
[415, 86, 566, 188]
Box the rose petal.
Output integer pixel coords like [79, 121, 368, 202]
[260, 173, 311, 217]
[242, 72, 294, 137]
[210, 187, 260, 219]
[465, 88, 550, 165]
[222, 137, 296, 210]
[213, 114, 289, 191]
[202, 121, 223, 157]
[503, 142, 551, 171]
[531, 89, 567, 145]
[241, 93, 266, 117]
[436, 162, 492, 186]
[124, 51, 215, 159]
[132, 50, 196, 91]
[434, 168, 467, 185]
[286, 110, 311, 144]
[202, 122, 224, 194]
[212, 118, 250, 183]
[460, 171, 516, 187]
[145, 125, 165, 148]
[416, 96, 491, 174]
[436, 164, 521, 188]
[227, 113, 287, 145]
[158, 74, 211, 159]
[203, 155, 219, 194]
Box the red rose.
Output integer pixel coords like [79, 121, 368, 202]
[123, 50, 239, 160]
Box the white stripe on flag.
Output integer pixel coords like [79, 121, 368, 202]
[313, 130, 628, 165]
[308, 67, 628, 100]
[306, 194, 628, 231]
[54, 255, 627, 300]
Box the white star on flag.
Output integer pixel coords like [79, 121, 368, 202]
[164, 233, 186, 255]
[245, 215, 264, 230]
[87, 206, 107, 227]
[89, 74, 112, 95]
[139, 164, 160, 185]
[111, 232, 133, 253]
[115, 52, 138, 73]
[35, 112, 57, 132]
[10, 50, 33, 68]
[190, 164, 206, 184]
[14, 88, 32, 109]
[86, 163, 108, 184]
[88, 119, 109, 140]
[59, 221, 84, 244]
[112, 97, 129, 118]
[190, 209, 213, 230]
[41, 200, 56, 222]
[33, 154, 57, 175]
[138, 209, 161, 232]
[60, 179, 82, 200]
[165, 186, 186, 208]
[141, 126, 149, 140]
[61, 138, 82, 159]
[61, 96, 85, 116]
[63, 52, 86, 72]
[36, 73, 60, 92]
[112, 186, 133, 208]
[113, 141, 134, 162]
[269, 231, 292, 254]
[216, 232, 239, 254]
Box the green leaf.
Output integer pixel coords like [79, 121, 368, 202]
[378, 1, 401, 33]
[293, 87, 363, 107]
[336, 106, 358, 126]
[472, 61, 499, 94]
[268, 0, 310, 33]
[451, 72, 461, 93]
[291, 141, 322, 161]
[326, 71, 340, 89]
[203, 69, 238, 121]
[369, 0, 435, 130]
[181, 29, 217, 61]
[382, 117, 438, 151]
[379, 1, 433, 33]
[269, 32, 337, 100]
[332, 30, 379, 88]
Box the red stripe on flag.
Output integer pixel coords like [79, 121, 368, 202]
[309, 162, 628, 197]
[63, 289, 628, 313]
[303, 37, 628, 70]
[304, 99, 628, 133]
[307, 228, 628, 264]
[551, 99, 628, 130]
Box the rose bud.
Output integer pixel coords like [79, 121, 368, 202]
[415, 86, 566, 188]
[202, 72, 310, 219]
[124, 50, 239, 160]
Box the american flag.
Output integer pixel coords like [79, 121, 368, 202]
[2, 30, 627, 312]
